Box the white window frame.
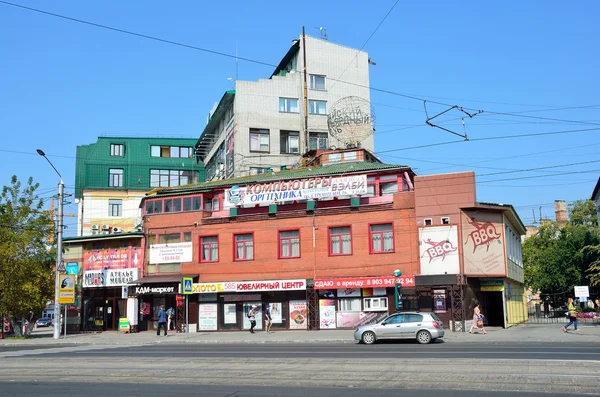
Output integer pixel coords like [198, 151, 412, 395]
[249, 129, 270, 152]
[109, 169, 124, 187]
[309, 74, 326, 90]
[424, 218, 432, 226]
[279, 97, 299, 113]
[280, 131, 300, 154]
[363, 297, 388, 312]
[308, 100, 327, 115]
[110, 144, 124, 157]
[108, 199, 122, 217]
[441, 217, 450, 225]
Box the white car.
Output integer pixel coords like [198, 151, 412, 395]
[354, 312, 445, 344]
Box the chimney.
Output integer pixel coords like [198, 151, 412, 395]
[555, 200, 567, 226]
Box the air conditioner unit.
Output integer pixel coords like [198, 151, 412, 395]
[91, 229, 98, 235]
[113, 227, 122, 233]
[101, 224, 110, 230]
[91, 224, 100, 231]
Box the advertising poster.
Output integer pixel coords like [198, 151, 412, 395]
[336, 312, 361, 328]
[319, 299, 337, 329]
[269, 302, 283, 324]
[419, 226, 460, 275]
[198, 304, 218, 331]
[149, 242, 193, 264]
[84, 247, 142, 271]
[289, 300, 307, 330]
[461, 211, 505, 275]
[223, 303, 237, 324]
[225, 123, 235, 178]
[433, 290, 447, 313]
[337, 288, 361, 298]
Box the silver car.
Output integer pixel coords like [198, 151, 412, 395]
[354, 312, 444, 344]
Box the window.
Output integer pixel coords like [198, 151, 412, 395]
[385, 314, 403, 324]
[250, 167, 270, 175]
[424, 218, 432, 226]
[370, 223, 394, 253]
[110, 144, 124, 157]
[249, 128, 270, 152]
[150, 145, 193, 158]
[441, 217, 450, 225]
[279, 230, 300, 258]
[328, 153, 341, 163]
[344, 151, 357, 161]
[279, 98, 299, 113]
[339, 298, 361, 312]
[309, 132, 328, 150]
[109, 169, 123, 187]
[164, 198, 182, 213]
[153, 200, 162, 214]
[329, 226, 352, 255]
[200, 236, 219, 262]
[309, 74, 326, 90]
[403, 314, 424, 323]
[280, 130, 300, 154]
[108, 199, 122, 217]
[234, 233, 254, 260]
[150, 169, 197, 188]
[159, 233, 180, 244]
[379, 175, 399, 196]
[364, 297, 388, 312]
[308, 100, 327, 115]
[212, 197, 220, 211]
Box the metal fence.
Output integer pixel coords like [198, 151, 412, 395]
[526, 292, 600, 324]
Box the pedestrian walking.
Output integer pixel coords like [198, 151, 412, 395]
[248, 305, 257, 333]
[157, 305, 168, 336]
[265, 304, 273, 334]
[469, 303, 487, 334]
[563, 297, 579, 333]
[166, 307, 175, 331]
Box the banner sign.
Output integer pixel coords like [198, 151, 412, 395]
[193, 279, 306, 294]
[149, 242, 193, 264]
[58, 274, 76, 304]
[84, 247, 142, 271]
[224, 175, 368, 207]
[314, 276, 415, 290]
[83, 269, 139, 288]
[130, 285, 177, 295]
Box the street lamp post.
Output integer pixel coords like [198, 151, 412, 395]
[37, 149, 63, 340]
[394, 269, 403, 312]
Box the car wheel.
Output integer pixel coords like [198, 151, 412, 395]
[417, 330, 432, 344]
[361, 331, 377, 345]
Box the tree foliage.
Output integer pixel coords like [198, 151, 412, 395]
[523, 199, 600, 297]
[0, 176, 55, 336]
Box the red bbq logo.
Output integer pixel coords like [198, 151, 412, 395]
[424, 239, 457, 263]
[467, 219, 501, 253]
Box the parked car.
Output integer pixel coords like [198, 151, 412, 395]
[354, 312, 444, 345]
[36, 318, 52, 328]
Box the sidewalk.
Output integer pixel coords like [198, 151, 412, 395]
[2, 323, 600, 346]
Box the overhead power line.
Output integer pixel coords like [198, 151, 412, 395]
[4, 0, 600, 117]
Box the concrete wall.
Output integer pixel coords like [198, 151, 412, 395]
[203, 34, 374, 178]
[80, 190, 145, 235]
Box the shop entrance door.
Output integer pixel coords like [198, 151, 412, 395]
[242, 302, 262, 331]
[105, 299, 115, 330]
[483, 291, 505, 327]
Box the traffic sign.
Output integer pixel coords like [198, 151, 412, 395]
[182, 277, 193, 295]
[58, 274, 76, 304]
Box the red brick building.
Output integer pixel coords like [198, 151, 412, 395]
[134, 149, 527, 333]
[136, 148, 420, 332]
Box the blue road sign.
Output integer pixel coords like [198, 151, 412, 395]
[183, 277, 193, 295]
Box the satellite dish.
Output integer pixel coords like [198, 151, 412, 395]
[327, 96, 375, 149]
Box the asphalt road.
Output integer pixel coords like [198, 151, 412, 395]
[3, 342, 600, 361]
[1, 342, 599, 395]
[0, 382, 582, 397]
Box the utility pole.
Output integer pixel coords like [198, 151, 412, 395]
[37, 149, 64, 340]
[302, 26, 309, 153]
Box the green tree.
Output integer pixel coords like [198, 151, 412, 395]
[568, 199, 598, 228]
[0, 176, 54, 336]
[523, 211, 600, 300]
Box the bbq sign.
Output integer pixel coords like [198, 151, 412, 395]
[419, 226, 460, 276]
[461, 211, 505, 276]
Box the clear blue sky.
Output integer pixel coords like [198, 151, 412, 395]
[1, 0, 599, 235]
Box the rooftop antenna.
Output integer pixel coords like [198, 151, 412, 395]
[314, 27, 327, 40]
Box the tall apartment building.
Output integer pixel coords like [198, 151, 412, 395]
[75, 137, 205, 236]
[196, 33, 375, 181]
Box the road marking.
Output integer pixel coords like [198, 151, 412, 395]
[0, 344, 145, 358]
